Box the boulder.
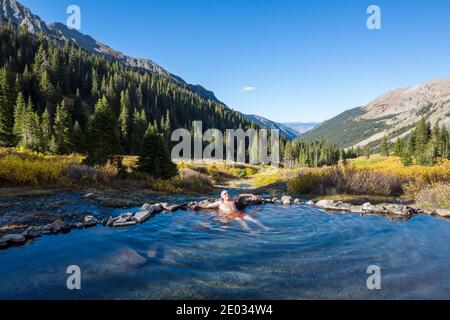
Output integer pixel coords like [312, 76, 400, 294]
[161, 203, 184, 212]
[315, 200, 337, 209]
[315, 200, 353, 212]
[350, 206, 366, 214]
[306, 200, 315, 206]
[74, 222, 83, 229]
[436, 209, 450, 218]
[134, 210, 154, 223]
[106, 217, 115, 227]
[83, 215, 99, 227]
[22, 229, 41, 239]
[141, 203, 151, 211]
[361, 203, 388, 214]
[294, 198, 301, 205]
[113, 220, 137, 227]
[2, 234, 26, 245]
[386, 204, 417, 216]
[281, 196, 293, 205]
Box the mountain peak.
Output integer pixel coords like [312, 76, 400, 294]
[0, 0, 49, 33]
[1, 0, 224, 104]
[301, 77, 450, 148]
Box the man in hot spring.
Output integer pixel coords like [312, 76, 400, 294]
[190, 191, 267, 230]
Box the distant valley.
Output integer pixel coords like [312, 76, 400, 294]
[245, 115, 318, 140]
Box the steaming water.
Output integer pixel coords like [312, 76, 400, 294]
[1, 201, 450, 299]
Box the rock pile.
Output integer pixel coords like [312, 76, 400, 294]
[313, 199, 420, 219]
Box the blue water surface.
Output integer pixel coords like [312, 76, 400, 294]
[1, 202, 450, 299]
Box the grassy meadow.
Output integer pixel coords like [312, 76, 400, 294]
[1, 147, 449, 210]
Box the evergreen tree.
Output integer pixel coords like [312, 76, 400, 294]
[0, 68, 15, 146]
[284, 141, 295, 168]
[20, 98, 40, 151]
[84, 96, 121, 166]
[72, 121, 85, 153]
[401, 148, 413, 166]
[379, 135, 390, 156]
[131, 108, 148, 154]
[53, 101, 73, 154]
[439, 127, 449, 159]
[393, 138, 405, 157]
[13, 92, 26, 144]
[364, 146, 371, 159]
[137, 124, 178, 179]
[415, 118, 431, 165]
[118, 89, 131, 150]
[40, 108, 52, 152]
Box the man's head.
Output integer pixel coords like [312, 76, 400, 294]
[221, 190, 230, 201]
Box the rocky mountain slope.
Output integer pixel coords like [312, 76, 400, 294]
[245, 115, 301, 140]
[0, 0, 221, 104]
[282, 122, 318, 135]
[301, 78, 450, 148]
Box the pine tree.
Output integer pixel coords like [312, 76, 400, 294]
[131, 108, 148, 154]
[137, 124, 178, 179]
[13, 92, 26, 145]
[379, 135, 390, 156]
[84, 96, 121, 166]
[53, 101, 73, 154]
[72, 121, 85, 153]
[440, 127, 449, 159]
[415, 118, 431, 165]
[393, 138, 405, 157]
[118, 89, 131, 150]
[20, 98, 41, 151]
[40, 108, 52, 152]
[364, 146, 371, 159]
[0, 68, 15, 146]
[284, 141, 295, 168]
[71, 89, 86, 128]
[401, 148, 413, 166]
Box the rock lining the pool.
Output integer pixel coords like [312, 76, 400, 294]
[312, 199, 420, 220]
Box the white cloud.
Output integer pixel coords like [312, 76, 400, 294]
[239, 86, 255, 93]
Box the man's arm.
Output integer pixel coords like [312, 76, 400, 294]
[193, 201, 221, 210]
[236, 194, 258, 201]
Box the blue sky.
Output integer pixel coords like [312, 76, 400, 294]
[20, 0, 450, 122]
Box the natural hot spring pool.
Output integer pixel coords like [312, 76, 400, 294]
[1, 201, 450, 299]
